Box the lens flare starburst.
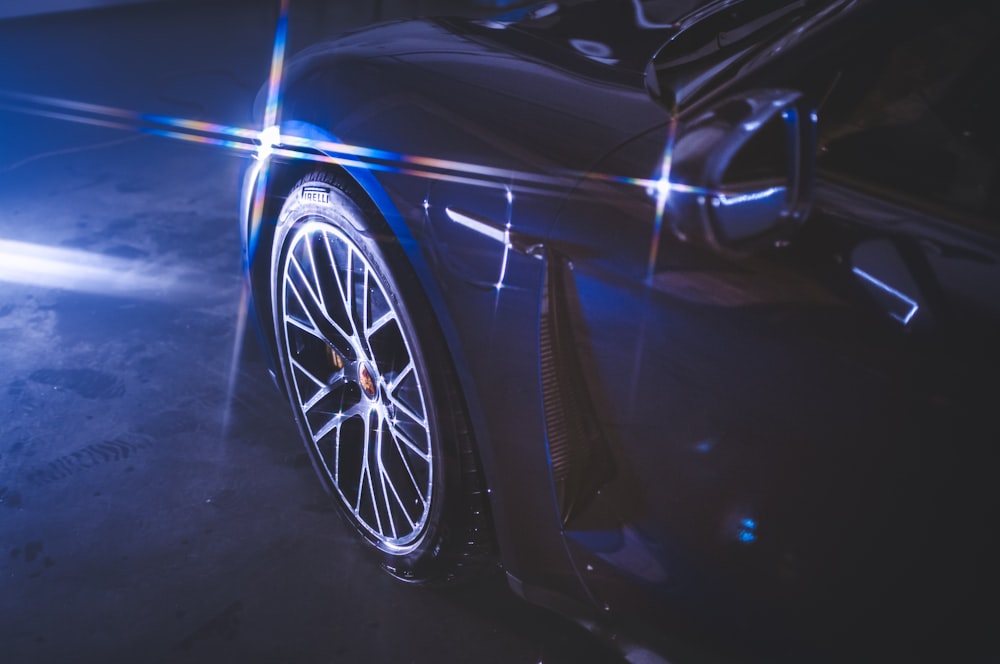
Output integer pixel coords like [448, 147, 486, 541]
[0, 0, 696, 434]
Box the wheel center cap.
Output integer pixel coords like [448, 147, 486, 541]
[359, 363, 377, 398]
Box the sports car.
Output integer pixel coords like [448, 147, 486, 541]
[239, 0, 1000, 660]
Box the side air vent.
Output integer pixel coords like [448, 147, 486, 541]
[539, 257, 614, 525]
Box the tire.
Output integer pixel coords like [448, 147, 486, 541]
[271, 171, 494, 583]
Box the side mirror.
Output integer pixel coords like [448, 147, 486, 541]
[666, 89, 816, 254]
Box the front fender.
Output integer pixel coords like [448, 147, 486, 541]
[243, 14, 672, 612]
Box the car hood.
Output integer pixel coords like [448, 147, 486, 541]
[280, 0, 706, 83]
[269, 13, 677, 187]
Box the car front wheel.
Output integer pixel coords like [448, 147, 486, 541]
[271, 171, 493, 582]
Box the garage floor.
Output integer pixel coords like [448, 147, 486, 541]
[0, 1, 627, 662]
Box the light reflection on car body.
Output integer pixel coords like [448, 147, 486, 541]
[240, 0, 1000, 661]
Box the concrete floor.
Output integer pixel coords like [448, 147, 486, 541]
[0, 1, 625, 662]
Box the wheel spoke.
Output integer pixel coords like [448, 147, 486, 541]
[285, 314, 323, 340]
[289, 353, 335, 415]
[290, 356, 327, 390]
[305, 234, 325, 310]
[352, 253, 373, 358]
[369, 311, 393, 338]
[388, 390, 427, 430]
[343, 246, 361, 339]
[386, 361, 414, 393]
[312, 400, 366, 443]
[288, 258, 355, 354]
[290, 254, 322, 316]
[376, 422, 400, 540]
[380, 447, 418, 532]
[388, 425, 430, 514]
[357, 411, 385, 537]
[285, 270, 322, 336]
[390, 419, 431, 462]
[300, 371, 345, 413]
[323, 229, 351, 320]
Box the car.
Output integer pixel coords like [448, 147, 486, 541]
[238, 0, 1000, 661]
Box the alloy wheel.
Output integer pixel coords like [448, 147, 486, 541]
[280, 219, 433, 551]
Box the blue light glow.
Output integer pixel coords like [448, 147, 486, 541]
[694, 438, 715, 453]
[0, 238, 197, 299]
[0, 82, 709, 206]
[851, 266, 920, 325]
[738, 518, 757, 543]
[445, 207, 506, 243]
[0, 0, 736, 324]
[716, 187, 783, 206]
[263, 0, 290, 133]
[495, 187, 514, 290]
[646, 106, 679, 283]
[257, 125, 281, 161]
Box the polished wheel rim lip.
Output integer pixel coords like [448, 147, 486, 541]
[280, 218, 433, 552]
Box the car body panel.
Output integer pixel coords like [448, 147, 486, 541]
[242, 0, 1000, 658]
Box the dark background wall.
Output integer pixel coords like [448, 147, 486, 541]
[0, 0, 164, 19]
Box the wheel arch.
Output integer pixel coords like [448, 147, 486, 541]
[245, 119, 501, 533]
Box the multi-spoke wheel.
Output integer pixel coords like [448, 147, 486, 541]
[272, 171, 493, 581]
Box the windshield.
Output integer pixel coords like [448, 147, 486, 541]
[647, 0, 843, 105]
